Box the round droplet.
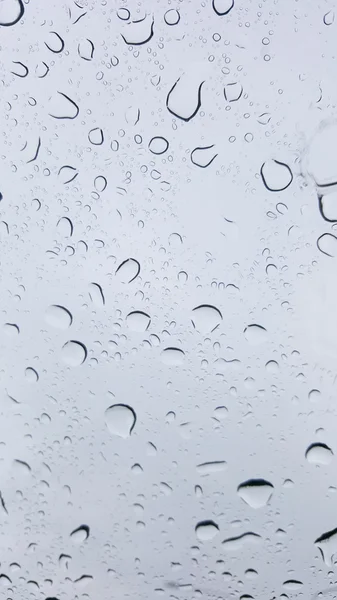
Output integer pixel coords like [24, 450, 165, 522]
[164, 9, 180, 25]
[212, 0, 234, 15]
[148, 136, 169, 155]
[88, 128, 104, 145]
[0, 0, 24, 26]
[45, 305, 72, 329]
[126, 311, 151, 332]
[117, 7, 130, 20]
[62, 341, 87, 366]
[161, 347, 185, 365]
[224, 82, 243, 102]
[324, 10, 334, 25]
[25, 367, 39, 383]
[214, 406, 228, 420]
[94, 175, 107, 192]
[265, 360, 279, 373]
[105, 404, 136, 438]
[319, 191, 337, 221]
[244, 324, 268, 345]
[116, 258, 140, 283]
[178, 270, 188, 283]
[305, 443, 333, 465]
[191, 304, 222, 333]
[70, 525, 90, 544]
[260, 160, 293, 192]
[195, 520, 219, 541]
[237, 479, 274, 508]
[317, 233, 337, 257]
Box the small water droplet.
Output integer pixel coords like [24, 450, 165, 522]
[196, 461, 227, 475]
[317, 233, 337, 257]
[105, 404, 136, 438]
[149, 136, 169, 154]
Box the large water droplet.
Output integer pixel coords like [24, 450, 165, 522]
[195, 520, 219, 541]
[244, 324, 268, 345]
[224, 82, 243, 102]
[25, 367, 39, 383]
[161, 347, 185, 365]
[13, 459, 31, 475]
[126, 311, 151, 332]
[305, 443, 333, 465]
[89, 283, 105, 307]
[166, 76, 203, 122]
[237, 479, 274, 508]
[196, 461, 227, 475]
[149, 136, 169, 155]
[164, 9, 180, 25]
[120, 16, 154, 45]
[315, 527, 337, 565]
[70, 525, 90, 544]
[0, 0, 24, 26]
[191, 304, 222, 333]
[222, 532, 262, 551]
[62, 341, 87, 366]
[260, 160, 293, 191]
[116, 258, 140, 283]
[283, 580, 303, 591]
[191, 145, 217, 168]
[45, 305, 72, 329]
[105, 404, 136, 438]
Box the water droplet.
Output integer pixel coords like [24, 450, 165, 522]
[260, 160, 293, 191]
[166, 77, 203, 122]
[105, 404, 136, 438]
[94, 175, 107, 192]
[70, 525, 90, 544]
[62, 341, 87, 366]
[315, 527, 337, 565]
[178, 270, 188, 283]
[120, 16, 154, 45]
[317, 233, 337, 257]
[88, 128, 104, 145]
[244, 324, 268, 345]
[191, 145, 217, 168]
[74, 575, 93, 589]
[212, 0, 234, 15]
[126, 311, 151, 332]
[13, 459, 31, 475]
[237, 479, 274, 508]
[305, 443, 333, 465]
[0, 0, 24, 26]
[283, 580, 303, 591]
[191, 304, 222, 333]
[131, 463, 143, 474]
[48, 92, 79, 120]
[89, 283, 105, 307]
[224, 82, 243, 102]
[164, 9, 180, 25]
[57, 216, 74, 235]
[45, 305, 72, 329]
[265, 360, 279, 373]
[117, 7, 130, 20]
[196, 461, 227, 475]
[149, 136, 169, 155]
[3, 322, 20, 336]
[78, 38, 95, 61]
[324, 10, 334, 25]
[195, 520, 219, 541]
[222, 532, 262, 551]
[214, 406, 228, 420]
[25, 367, 39, 383]
[116, 258, 140, 283]
[319, 191, 337, 221]
[245, 569, 258, 579]
[309, 388, 321, 402]
[161, 347, 185, 365]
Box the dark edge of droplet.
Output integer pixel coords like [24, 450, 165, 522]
[164, 9, 181, 25]
[190, 145, 218, 168]
[317, 233, 337, 257]
[166, 79, 204, 122]
[260, 160, 293, 192]
[45, 32, 65, 53]
[121, 18, 154, 46]
[11, 61, 28, 77]
[318, 194, 337, 222]
[0, 0, 25, 26]
[89, 128, 104, 145]
[148, 136, 169, 155]
[49, 92, 79, 120]
[212, 0, 234, 16]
